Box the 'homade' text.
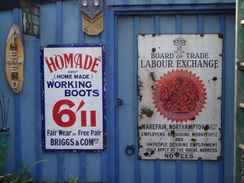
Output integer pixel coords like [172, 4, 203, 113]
[45, 53, 101, 73]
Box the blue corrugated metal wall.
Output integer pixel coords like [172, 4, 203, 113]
[113, 7, 235, 183]
[0, 0, 235, 182]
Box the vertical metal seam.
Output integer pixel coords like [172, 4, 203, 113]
[79, 4, 85, 43]
[154, 15, 160, 34]
[218, 13, 225, 183]
[176, 15, 182, 34]
[79, 153, 86, 182]
[13, 7, 22, 172]
[106, 0, 115, 5]
[14, 94, 21, 170]
[56, 1, 64, 183]
[155, 161, 161, 183]
[167, 0, 174, 5]
[176, 161, 181, 183]
[101, 3, 108, 182]
[56, 1, 62, 44]
[197, 160, 203, 183]
[196, 13, 204, 183]
[122, 0, 129, 5]
[114, 14, 119, 183]
[134, 15, 141, 183]
[144, 0, 151, 4]
[35, 37, 43, 183]
[107, 7, 117, 183]
[197, 14, 204, 34]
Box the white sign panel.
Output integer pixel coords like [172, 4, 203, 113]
[138, 34, 222, 160]
[41, 44, 106, 152]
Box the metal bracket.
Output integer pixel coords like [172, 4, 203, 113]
[125, 145, 135, 156]
[80, 0, 103, 19]
[116, 98, 123, 106]
[82, 12, 103, 36]
[80, 0, 104, 35]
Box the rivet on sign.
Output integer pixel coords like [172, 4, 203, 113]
[6, 60, 11, 64]
[94, 0, 99, 6]
[241, 19, 244, 26]
[18, 60, 22, 64]
[12, 60, 16, 64]
[82, 0, 87, 6]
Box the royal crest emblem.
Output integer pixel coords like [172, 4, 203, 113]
[173, 36, 186, 59]
[152, 69, 207, 122]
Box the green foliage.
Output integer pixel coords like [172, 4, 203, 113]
[0, 144, 9, 172]
[0, 132, 10, 173]
[0, 160, 45, 183]
[68, 176, 79, 183]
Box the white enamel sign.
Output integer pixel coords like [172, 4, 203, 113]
[138, 34, 222, 160]
[41, 44, 106, 152]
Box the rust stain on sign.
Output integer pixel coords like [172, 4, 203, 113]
[138, 34, 222, 160]
[141, 106, 153, 118]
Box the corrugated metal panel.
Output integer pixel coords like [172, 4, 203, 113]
[0, 0, 68, 11]
[0, 1, 235, 183]
[0, 1, 108, 182]
[115, 9, 234, 183]
[107, 0, 235, 5]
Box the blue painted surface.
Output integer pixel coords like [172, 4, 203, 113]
[0, 1, 235, 182]
[109, 0, 234, 5]
[113, 4, 235, 183]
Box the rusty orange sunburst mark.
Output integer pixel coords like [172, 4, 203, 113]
[152, 69, 207, 123]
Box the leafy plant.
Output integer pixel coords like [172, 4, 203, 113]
[0, 160, 45, 183]
[68, 176, 79, 183]
[0, 144, 9, 173]
[0, 92, 10, 179]
[0, 132, 10, 173]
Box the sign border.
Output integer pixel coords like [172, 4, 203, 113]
[40, 44, 106, 152]
[137, 33, 223, 160]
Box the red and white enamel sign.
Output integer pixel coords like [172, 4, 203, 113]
[41, 44, 106, 152]
[138, 34, 222, 160]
